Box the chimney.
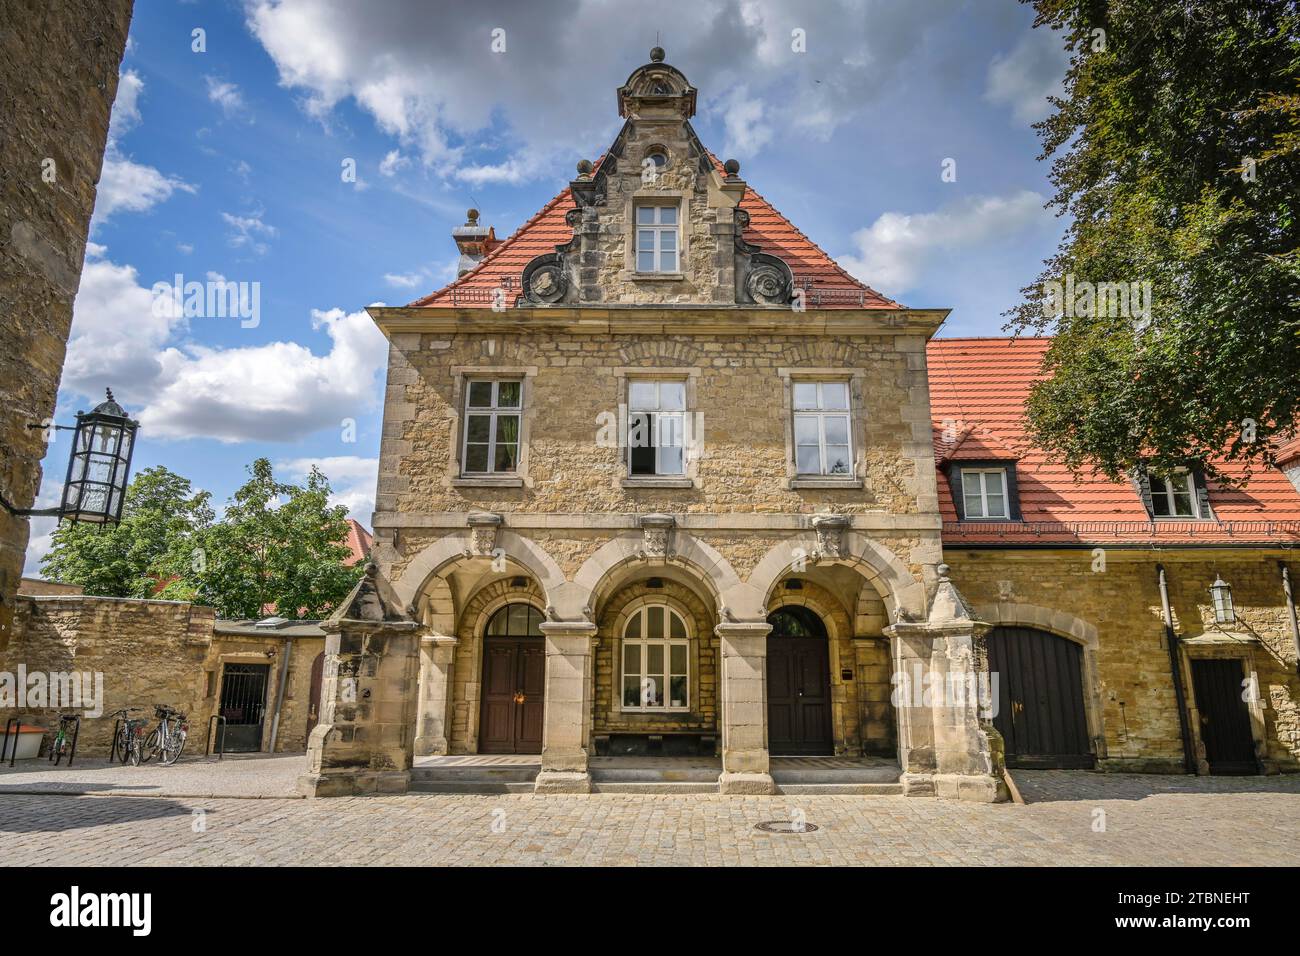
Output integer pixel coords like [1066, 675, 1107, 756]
[452, 208, 495, 277]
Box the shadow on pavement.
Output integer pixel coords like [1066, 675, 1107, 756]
[1013, 769, 1300, 803]
[0, 792, 205, 834]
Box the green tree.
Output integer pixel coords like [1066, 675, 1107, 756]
[40, 466, 212, 597]
[186, 458, 362, 619]
[1010, 0, 1300, 482]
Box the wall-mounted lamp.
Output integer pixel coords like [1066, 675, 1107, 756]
[1209, 576, 1235, 625]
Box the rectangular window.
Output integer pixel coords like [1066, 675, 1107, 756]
[1150, 470, 1199, 518]
[635, 204, 679, 273]
[960, 468, 1009, 519]
[628, 379, 686, 476]
[792, 381, 852, 476]
[461, 379, 521, 475]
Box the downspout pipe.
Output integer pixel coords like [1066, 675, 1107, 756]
[269, 637, 294, 753]
[1282, 562, 1300, 675]
[1156, 564, 1197, 773]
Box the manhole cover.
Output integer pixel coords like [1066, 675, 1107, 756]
[754, 820, 819, 834]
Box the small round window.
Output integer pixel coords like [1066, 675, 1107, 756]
[644, 148, 668, 168]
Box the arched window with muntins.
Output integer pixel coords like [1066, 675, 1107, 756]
[485, 603, 544, 638]
[621, 604, 689, 712]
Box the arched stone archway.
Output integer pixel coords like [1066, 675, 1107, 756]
[392, 528, 569, 613]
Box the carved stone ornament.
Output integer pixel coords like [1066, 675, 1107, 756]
[810, 513, 849, 560]
[466, 512, 503, 556]
[521, 253, 568, 304]
[742, 252, 794, 306]
[638, 513, 675, 559]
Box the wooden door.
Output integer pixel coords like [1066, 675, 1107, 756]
[1191, 659, 1258, 775]
[766, 607, 833, 756]
[987, 626, 1094, 769]
[479, 639, 545, 754]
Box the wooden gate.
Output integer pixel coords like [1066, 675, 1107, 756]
[987, 626, 1093, 769]
[1190, 658, 1258, 775]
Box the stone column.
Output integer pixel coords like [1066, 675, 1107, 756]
[716, 620, 775, 794]
[298, 564, 421, 797]
[414, 634, 457, 756]
[883, 564, 1005, 803]
[534, 620, 597, 793]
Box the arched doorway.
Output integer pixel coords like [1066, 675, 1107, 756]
[766, 605, 833, 755]
[478, 603, 546, 754]
[987, 626, 1094, 768]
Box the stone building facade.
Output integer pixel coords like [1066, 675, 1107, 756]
[297, 50, 1300, 799]
[0, 0, 135, 647]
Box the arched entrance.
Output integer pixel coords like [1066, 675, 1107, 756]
[478, 603, 546, 754]
[766, 605, 833, 756]
[987, 626, 1094, 768]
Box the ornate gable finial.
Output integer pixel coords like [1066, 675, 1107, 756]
[617, 48, 697, 118]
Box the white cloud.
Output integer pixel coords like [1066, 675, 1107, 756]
[719, 86, 774, 158]
[221, 211, 277, 254]
[383, 272, 422, 288]
[244, 0, 961, 178]
[63, 250, 388, 444]
[95, 69, 195, 223]
[378, 149, 410, 176]
[205, 76, 248, 118]
[986, 28, 1069, 125]
[277, 455, 377, 521]
[838, 190, 1047, 294]
[22, 477, 67, 578]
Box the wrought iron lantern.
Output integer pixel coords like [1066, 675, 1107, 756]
[1, 389, 139, 526]
[1209, 576, 1235, 625]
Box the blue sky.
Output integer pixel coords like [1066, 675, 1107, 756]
[28, 0, 1070, 572]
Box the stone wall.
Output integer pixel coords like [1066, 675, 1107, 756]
[0, 594, 323, 757]
[946, 548, 1300, 773]
[0, 0, 135, 646]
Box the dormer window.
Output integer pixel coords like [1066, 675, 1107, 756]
[960, 467, 1009, 519]
[1150, 469, 1200, 518]
[949, 460, 1021, 521]
[635, 204, 678, 273]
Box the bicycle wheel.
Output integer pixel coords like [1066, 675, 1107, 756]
[112, 728, 129, 764]
[160, 728, 186, 765]
[140, 726, 160, 764]
[128, 731, 143, 767]
[52, 734, 65, 766]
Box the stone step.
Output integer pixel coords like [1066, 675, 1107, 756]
[408, 780, 537, 795]
[589, 766, 719, 784]
[410, 767, 539, 784]
[769, 765, 901, 785]
[774, 782, 904, 796]
[590, 781, 719, 794]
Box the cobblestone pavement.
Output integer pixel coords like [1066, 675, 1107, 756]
[0, 753, 303, 798]
[2, 770, 1299, 866]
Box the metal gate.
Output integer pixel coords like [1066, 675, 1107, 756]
[218, 663, 270, 752]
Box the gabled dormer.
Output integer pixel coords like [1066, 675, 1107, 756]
[939, 425, 1023, 522]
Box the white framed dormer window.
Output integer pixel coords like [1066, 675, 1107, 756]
[628, 379, 686, 476]
[621, 604, 689, 712]
[793, 381, 852, 476]
[960, 467, 1009, 519]
[461, 379, 521, 475]
[635, 204, 678, 273]
[1150, 469, 1200, 518]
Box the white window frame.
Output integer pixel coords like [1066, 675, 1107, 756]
[627, 379, 687, 477]
[634, 204, 679, 273]
[1150, 469, 1200, 518]
[620, 604, 690, 713]
[461, 379, 522, 476]
[960, 467, 1009, 520]
[792, 381, 853, 476]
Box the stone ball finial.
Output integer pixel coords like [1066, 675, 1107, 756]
[724, 158, 741, 177]
[466, 208, 479, 224]
[937, 563, 951, 580]
[576, 158, 594, 176]
[650, 46, 665, 62]
[364, 560, 378, 578]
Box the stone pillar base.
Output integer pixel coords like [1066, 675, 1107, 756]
[718, 771, 775, 795]
[533, 770, 591, 794]
[413, 735, 448, 757]
[900, 772, 936, 798]
[932, 773, 1005, 803]
[297, 769, 410, 798]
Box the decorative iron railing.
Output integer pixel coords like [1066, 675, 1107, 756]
[942, 519, 1300, 541]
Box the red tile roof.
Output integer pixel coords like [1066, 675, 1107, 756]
[409, 163, 898, 309]
[343, 518, 373, 567]
[928, 337, 1300, 546]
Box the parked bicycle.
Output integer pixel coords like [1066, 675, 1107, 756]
[107, 707, 147, 766]
[141, 705, 188, 765]
[48, 714, 80, 766]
